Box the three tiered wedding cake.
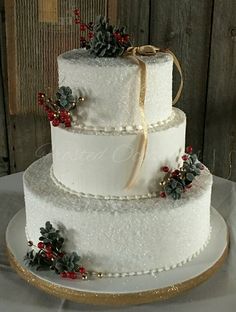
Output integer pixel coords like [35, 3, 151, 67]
[23, 17, 212, 278]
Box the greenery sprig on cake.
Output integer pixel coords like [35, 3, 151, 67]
[88, 16, 131, 57]
[37, 87, 85, 128]
[25, 221, 87, 280]
[74, 10, 132, 57]
[159, 146, 204, 200]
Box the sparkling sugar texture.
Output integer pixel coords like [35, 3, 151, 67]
[24, 154, 212, 274]
[58, 49, 173, 128]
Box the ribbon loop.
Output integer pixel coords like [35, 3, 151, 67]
[124, 45, 183, 189]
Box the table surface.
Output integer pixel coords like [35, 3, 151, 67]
[0, 172, 236, 312]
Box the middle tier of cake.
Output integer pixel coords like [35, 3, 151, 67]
[51, 108, 186, 198]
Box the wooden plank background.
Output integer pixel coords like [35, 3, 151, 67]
[203, 0, 236, 180]
[0, 0, 236, 181]
[0, 0, 9, 176]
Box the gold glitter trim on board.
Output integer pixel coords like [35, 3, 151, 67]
[6, 231, 229, 306]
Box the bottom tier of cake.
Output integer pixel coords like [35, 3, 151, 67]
[23, 154, 212, 277]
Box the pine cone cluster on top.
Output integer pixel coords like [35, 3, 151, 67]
[88, 16, 132, 57]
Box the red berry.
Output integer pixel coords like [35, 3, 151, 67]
[37, 242, 44, 249]
[162, 166, 169, 173]
[80, 23, 86, 31]
[68, 272, 77, 279]
[48, 111, 55, 121]
[75, 19, 80, 24]
[182, 155, 188, 161]
[114, 32, 121, 41]
[80, 36, 85, 41]
[38, 99, 44, 105]
[172, 169, 180, 177]
[65, 121, 71, 128]
[52, 118, 60, 127]
[58, 252, 65, 258]
[186, 146, 193, 154]
[46, 252, 53, 259]
[123, 34, 130, 42]
[79, 267, 86, 274]
[59, 110, 67, 122]
[46, 244, 52, 252]
[88, 32, 94, 39]
[60, 272, 67, 278]
[74, 9, 80, 16]
[160, 191, 166, 198]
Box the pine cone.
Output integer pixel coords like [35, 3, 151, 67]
[88, 16, 131, 57]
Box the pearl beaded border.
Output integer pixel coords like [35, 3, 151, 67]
[68, 110, 177, 135]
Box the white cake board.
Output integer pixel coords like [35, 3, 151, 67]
[5, 207, 229, 306]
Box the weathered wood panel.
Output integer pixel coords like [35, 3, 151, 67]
[116, 0, 150, 45]
[204, 0, 236, 181]
[150, 0, 213, 160]
[4, 0, 107, 173]
[0, 0, 9, 176]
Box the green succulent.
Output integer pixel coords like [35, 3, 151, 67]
[53, 252, 81, 274]
[39, 221, 64, 252]
[24, 249, 52, 271]
[56, 86, 75, 108]
[161, 151, 204, 200]
[182, 154, 202, 184]
[164, 177, 185, 200]
[24, 221, 83, 276]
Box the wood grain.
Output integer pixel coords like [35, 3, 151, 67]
[107, 0, 118, 24]
[7, 115, 51, 173]
[38, 0, 58, 23]
[116, 0, 150, 45]
[4, 0, 106, 173]
[0, 0, 9, 176]
[4, 0, 17, 115]
[203, 0, 236, 180]
[3, 0, 50, 174]
[150, 0, 213, 160]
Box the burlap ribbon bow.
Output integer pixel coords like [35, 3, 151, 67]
[123, 45, 183, 189]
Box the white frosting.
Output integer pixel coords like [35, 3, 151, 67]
[51, 108, 186, 197]
[24, 154, 212, 275]
[23, 46, 213, 278]
[58, 49, 173, 128]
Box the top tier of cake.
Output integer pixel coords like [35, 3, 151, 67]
[58, 49, 173, 129]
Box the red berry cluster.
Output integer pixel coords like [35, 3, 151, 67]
[60, 266, 87, 280]
[159, 146, 203, 199]
[181, 146, 193, 161]
[28, 240, 87, 280]
[161, 166, 180, 177]
[37, 241, 59, 260]
[38, 92, 71, 128]
[113, 31, 130, 44]
[74, 9, 94, 47]
[159, 167, 182, 198]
